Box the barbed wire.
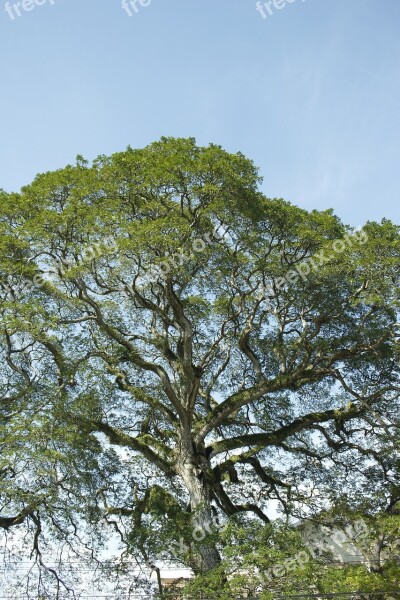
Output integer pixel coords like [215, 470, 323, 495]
[0, 557, 398, 572]
[0, 593, 398, 600]
[272, 592, 400, 599]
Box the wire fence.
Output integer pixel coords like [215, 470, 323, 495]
[0, 559, 399, 599]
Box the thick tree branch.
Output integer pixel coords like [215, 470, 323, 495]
[208, 403, 363, 457]
[83, 419, 174, 475]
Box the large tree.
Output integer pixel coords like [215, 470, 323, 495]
[0, 138, 399, 592]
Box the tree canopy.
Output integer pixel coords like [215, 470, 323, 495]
[0, 137, 399, 596]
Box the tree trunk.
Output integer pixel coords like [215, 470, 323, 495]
[177, 432, 221, 573]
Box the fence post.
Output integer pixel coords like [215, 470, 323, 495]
[155, 566, 163, 598]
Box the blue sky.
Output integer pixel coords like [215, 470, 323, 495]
[0, 0, 399, 226]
